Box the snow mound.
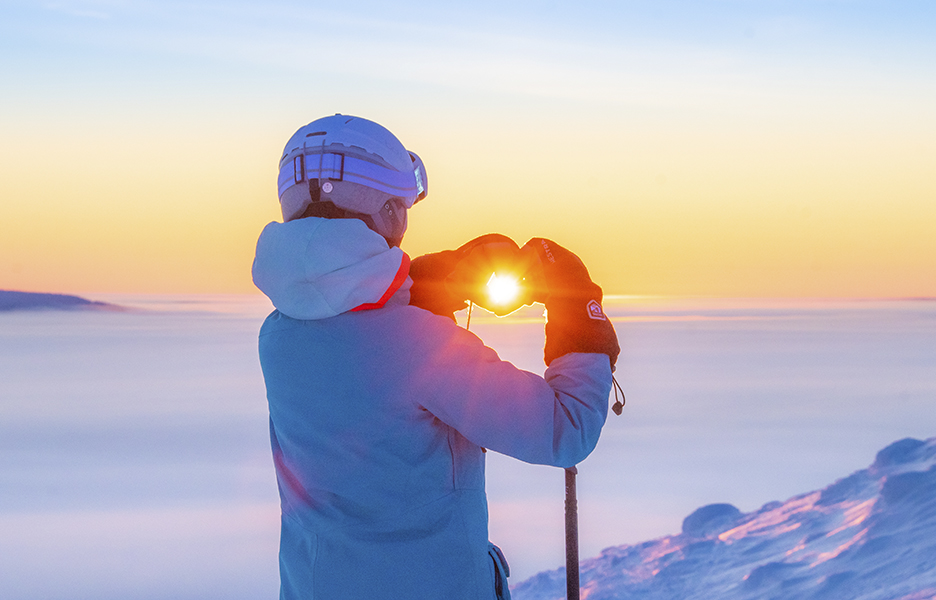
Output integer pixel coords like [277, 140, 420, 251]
[682, 503, 742, 538]
[512, 436, 936, 600]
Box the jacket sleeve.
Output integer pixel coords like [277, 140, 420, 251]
[405, 311, 612, 467]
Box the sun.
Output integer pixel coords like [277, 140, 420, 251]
[486, 272, 521, 307]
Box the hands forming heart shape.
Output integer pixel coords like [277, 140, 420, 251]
[443, 234, 546, 317]
[408, 232, 620, 367]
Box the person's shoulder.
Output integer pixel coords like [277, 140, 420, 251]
[258, 309, 289, 336]
[259, 303, 474, 346]
[379, 303, 460, 334]
[257, 308, 343, 336]
[388, 305, 500, 365]
[378, 304, 488, 348]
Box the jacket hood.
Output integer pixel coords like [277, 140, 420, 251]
[252, 217, 411, 320]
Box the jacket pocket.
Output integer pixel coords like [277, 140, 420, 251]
[488, 542, 511, 600]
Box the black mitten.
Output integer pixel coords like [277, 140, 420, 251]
[445, 234, 528, 316]
[520, 238, 620, 368]
[409, 234, 520, 320]
[408, 250, 466, 320]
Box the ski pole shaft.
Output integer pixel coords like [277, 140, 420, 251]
[565, 466, 580, 600]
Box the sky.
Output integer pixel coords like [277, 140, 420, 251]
[1, 0, 935, 297]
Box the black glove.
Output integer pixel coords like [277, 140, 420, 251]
[520, 238, 620, 368]
[409, 234, 522, 320]
[445, 235, 530, 317]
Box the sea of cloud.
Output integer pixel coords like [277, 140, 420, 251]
[1, 295, 934, 597]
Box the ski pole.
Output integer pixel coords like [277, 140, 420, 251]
[565, 466, 580, 600]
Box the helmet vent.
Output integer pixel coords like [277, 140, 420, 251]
[305, 131, 326, 137]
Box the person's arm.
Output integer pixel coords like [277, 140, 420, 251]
[407, 316, 612, 467]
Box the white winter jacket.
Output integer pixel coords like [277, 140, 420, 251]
[253, 218, 612, 599]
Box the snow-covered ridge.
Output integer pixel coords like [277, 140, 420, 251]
[513, 437, 936, 600]
[0, 290, 121, 312]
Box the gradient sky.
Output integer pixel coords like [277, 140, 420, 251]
[2, 0, 934, 296]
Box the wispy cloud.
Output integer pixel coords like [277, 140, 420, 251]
[9, 0, 932, 115]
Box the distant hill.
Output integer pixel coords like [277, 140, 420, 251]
[513, 437, 936, 600]
[0, 290, 121, 312]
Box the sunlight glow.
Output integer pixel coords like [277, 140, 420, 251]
[2, 2, 935, 296]
[486, 273, 520, 307]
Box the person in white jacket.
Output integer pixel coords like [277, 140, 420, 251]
[252, 114, 620, 600]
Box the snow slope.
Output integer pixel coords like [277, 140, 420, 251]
[0, 290, 120, 311]
[513, 437, 936, 600]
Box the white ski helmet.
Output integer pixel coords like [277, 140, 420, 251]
[277, 114, 428, 247]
